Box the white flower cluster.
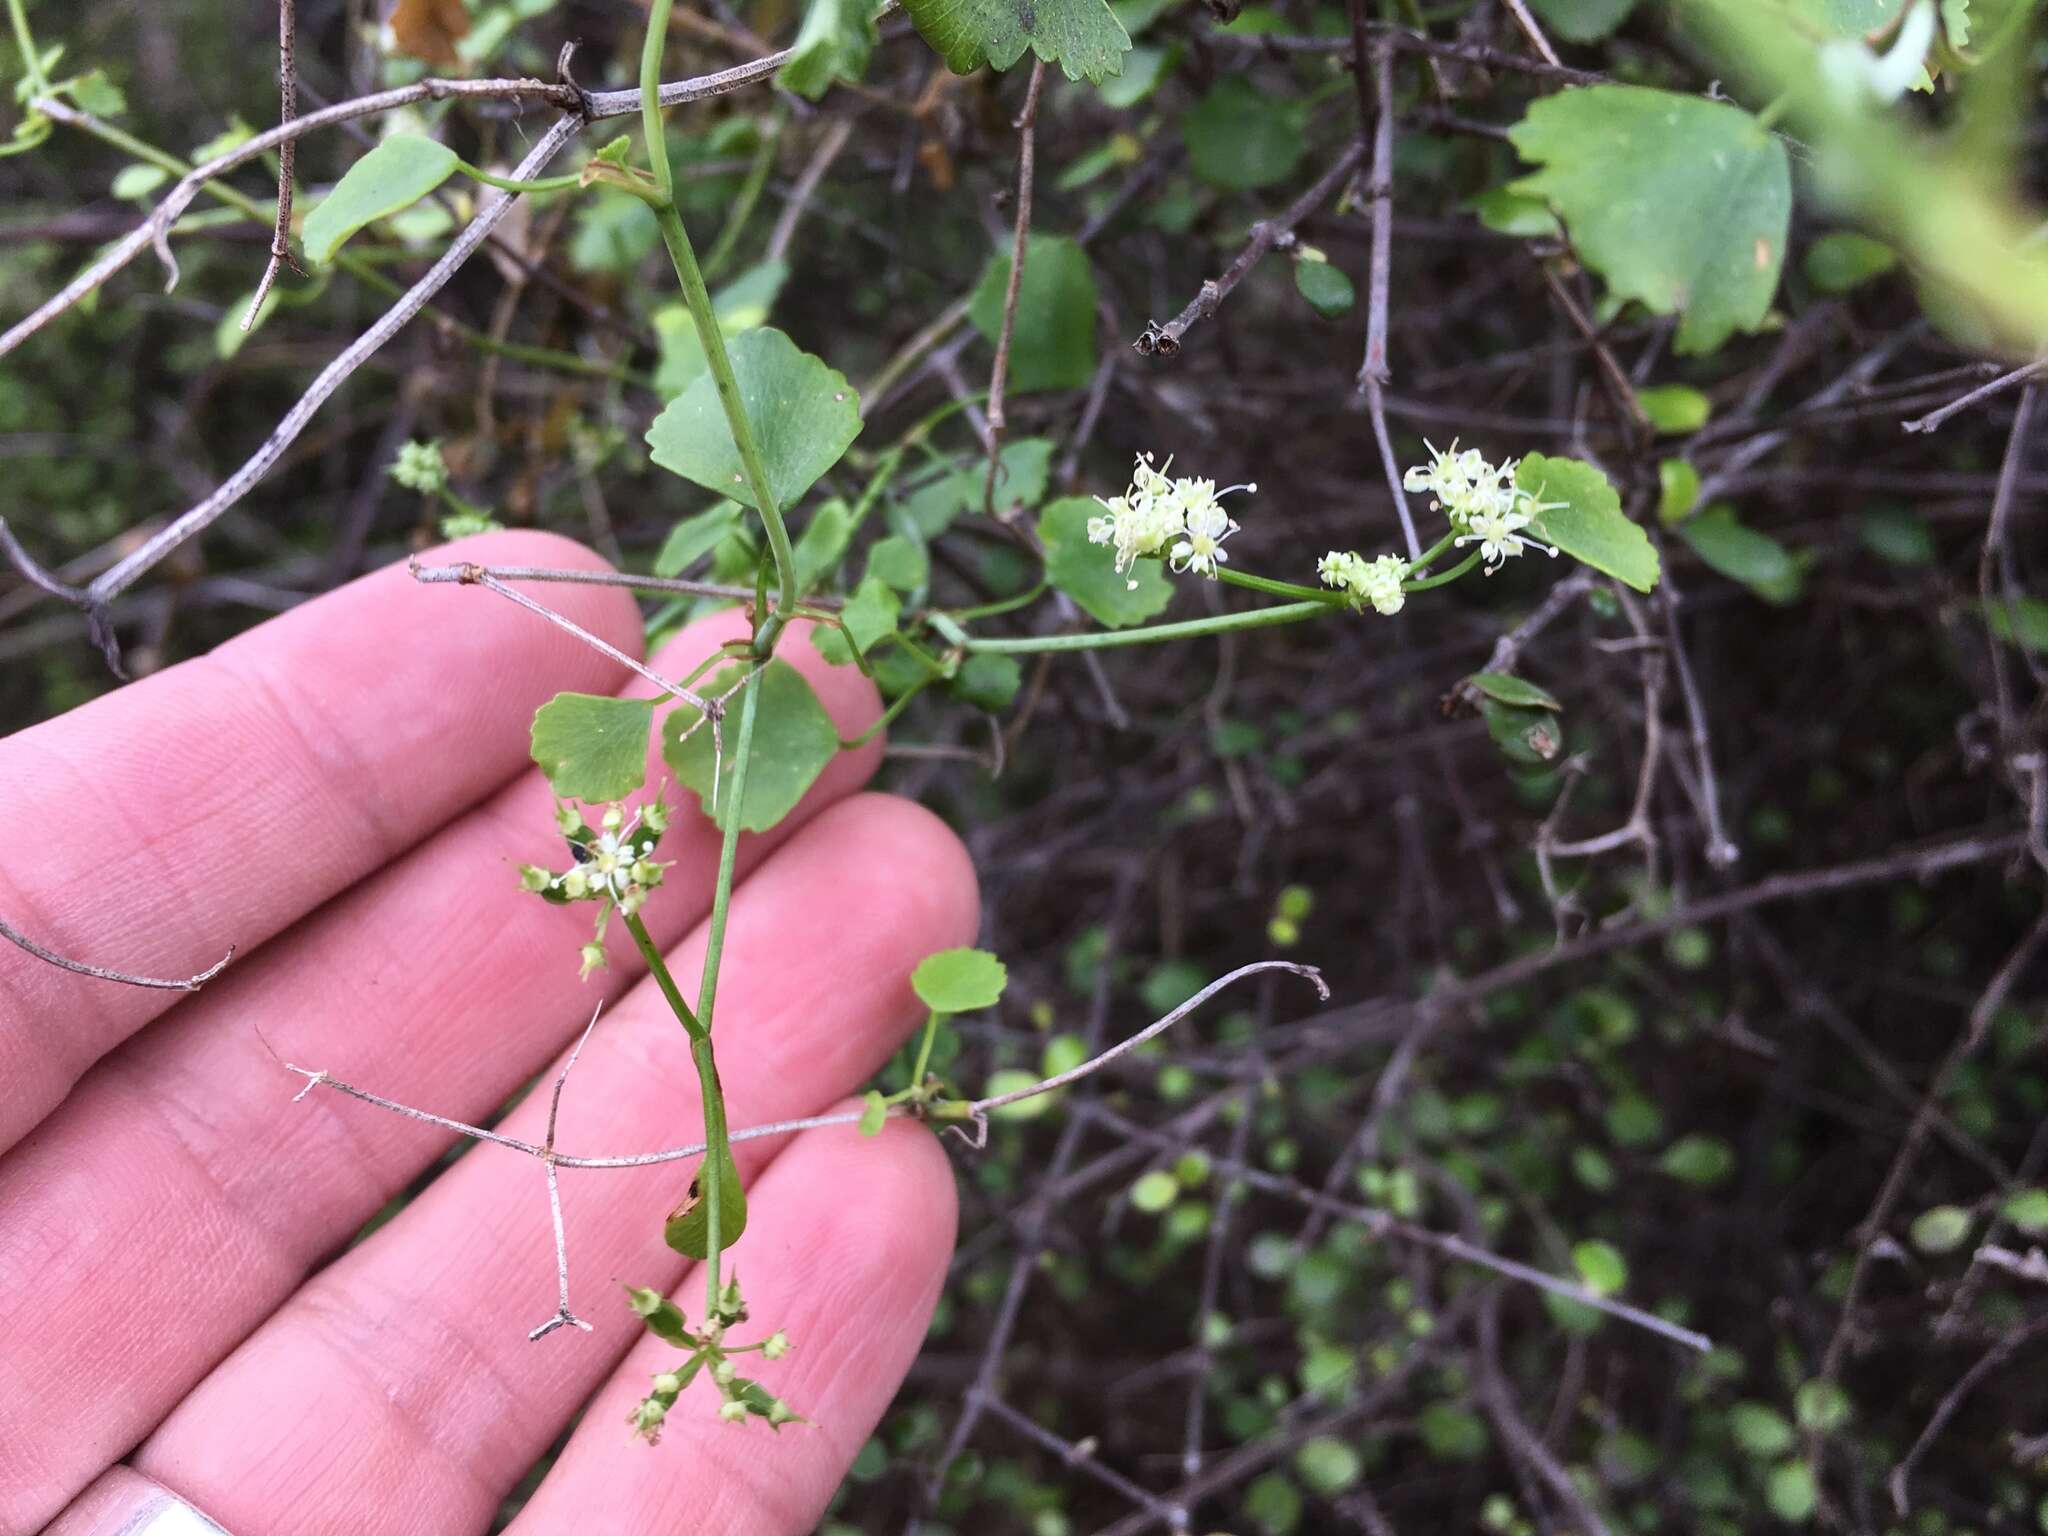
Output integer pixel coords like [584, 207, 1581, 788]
[1088, 453, 1256, 587]
[520, 800, 673, 976]
[1318, 551, 1408, 616]
[1402, 440, 1562, 574]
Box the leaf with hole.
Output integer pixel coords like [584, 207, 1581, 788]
[778, 0, 880, 99]
[646, 327, 862, 512]
[663, 1141, 747, 1259]
[529, 693, 653, 804]
[301, 134, 461, 266]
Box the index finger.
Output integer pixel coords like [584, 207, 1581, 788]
[0, 530, 641, 1157]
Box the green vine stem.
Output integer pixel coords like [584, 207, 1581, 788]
[639, 0, 800, 654]
[6, 0, 49, 95]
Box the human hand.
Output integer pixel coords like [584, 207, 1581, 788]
[0, 532, 977, 1535]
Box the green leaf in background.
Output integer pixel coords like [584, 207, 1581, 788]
[1794, 1380, 1853, 1434]
[1419, 1403, 1489, 1460]
[793, 499, 853, 592]
[1982, 595, 2048, 654]
[968, 236, 1099, 393]
[1658, 458, 1702, 526]
[1039, 496, 1173, 627]
[570, 192, 661, 274]
[110, 163, 168, 201]
[647, 327, 861, 512]
[1294, 257, 1356, 319]
[68, 69, 128, 117]
[653, 261, 788, 399]
[1571, 1239, 1628, 1296]
[1766, 1460, 1818, 1523]
[2002, 1187, 2048, 1234]
[980, 437, 1057, 516]
[1517, 453, 1660, 593]
[839, 575, 901, 655]
[1469, 672, 1561, 711]
[1508, 86, 1790, 355]
[1730, 1401, 1796, 1457]
[529, 692, 653, 804]
[902, 0, 1131, 82]
[654, 503, 744, 577]
[1294, 1437, 1362, 1496]
[660, 661, 840, 831]
[664, 1137, 747, 1258]
[1857, 504, 1933, 566]
[950, 653, 1024, 710]
[1789, 0, 1905, 33]
[913, 946, 1008, 1012]
[1678, 506, 1801, 603]
[1804, 231, 1898, 293]
[1481, 697, 1564, 765]
[1468, 185, 1562, 238]
[1908, 1203, 1973, 1254]
[777, 0, 879, 99]
[1638, 383, 1712, 435]
[301, 134, 460, 266]
[1527, 0, 1638, 41]
[858, 1089, 888, 1135]
[1183, 77, 1307, 191]
[986, 1067, 1055, 1119]
[867, 533, 929, 591]
[1096, 43, 1174, 107]
[1657, 1133, 1736, 1185]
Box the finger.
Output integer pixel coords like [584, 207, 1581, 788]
[132, 794, 975, 1536]
[510, 1117, 958, 1536]
[0, 530, 640, 1158]
[0, 614, 881, 1533]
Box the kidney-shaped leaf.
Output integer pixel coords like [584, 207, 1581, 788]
[968, 236, 1099, 394]
[660, 660, 840, 832]
[913, 946, 1009, 1013]
[1039, 496, 1173, 627]
[302, 134, 460, 266]
[530, 692, 653, 804]
[1508, 86, 1789, 356]
[664, 1136, 747, 1259]
[646, 327, 862, 513]
[1518, 453, 1660, 593]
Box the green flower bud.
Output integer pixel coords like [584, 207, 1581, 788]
[562, 868, 590, 900]
[642, 798, 671, 834]
[518, 864, 553, 893]
[719, 1399, 748, 1423]
[601, 804, 624, 831]
[651, 1371, 682, 1396]
[762, 1331, 790, 1360]
[712, 1359, 736, 1386]
[579, 940, 607, 980]
[767, 1399, 799, 1426]
[555, 804, 585, 837]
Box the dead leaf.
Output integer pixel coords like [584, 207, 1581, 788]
[386, 0, 470, 67]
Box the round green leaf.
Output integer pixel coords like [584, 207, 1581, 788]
[1909, 1203, 1973, 1254]
[985, 1067, 1053, 1120]
[1730, 1401, 1796, 1458]
[1130, 1169, 1179, 1213]
[1039, 496, 1173, 628]
[2001, 1187, 2048, 1235]
[1571, 1239, 1628, 1296]
[1294, 258, 1356, 319]
[1658, 1133, 1736, 1186]
[1183, 78, 1307, 191]
[1766, 1460, 1817, 1523]
[968, 236, 1099, 393]
[1527, 0, 1637, 41]
[301, 134, 461, 266]
[1794, 1380, 1852, 1434]
[1658, 457, 1702, 526]
[659, 660, 840, 833]
[646, 327, 862, 513]
[1508, 87, 1790, 356]
[1518, 453, 1660, 593]
[1638, 383, 1713, 435]
[912, 946, 1008, 1013]
[529, 692, 654, 804]
[1294, 1436, 1362, 1494]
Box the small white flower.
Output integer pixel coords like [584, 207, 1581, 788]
[1456, 503, 1560, 572]
[1170, 499, 1237, 578]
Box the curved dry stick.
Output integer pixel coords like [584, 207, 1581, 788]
[1, 915, 233, 992]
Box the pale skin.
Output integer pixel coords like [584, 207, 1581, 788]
[0, 530, 978, 1534]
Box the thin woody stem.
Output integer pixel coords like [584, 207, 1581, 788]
[0, 915, 234, 992]
[243, 0, 300, 332]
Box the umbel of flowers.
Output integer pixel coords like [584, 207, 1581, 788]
[518, 798, 674, 978]
[1087, 452, 1258, 586]
[1086, 441, 1562, 618]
